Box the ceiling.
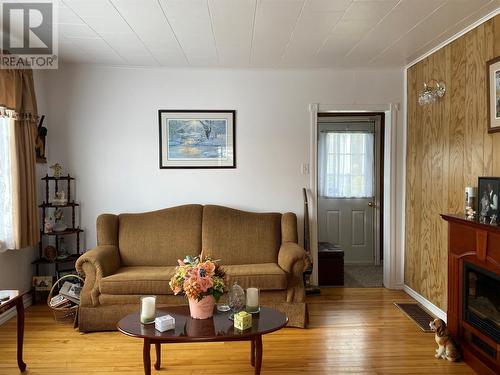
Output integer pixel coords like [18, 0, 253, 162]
[49, 0, 500, 67]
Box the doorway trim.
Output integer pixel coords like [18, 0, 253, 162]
[308, 103, 400, 289]
[317, 113, 384, 266]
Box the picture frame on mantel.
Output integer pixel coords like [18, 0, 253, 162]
[487, 56, 500, 133]
[477, 176, 500, 224]
[158, 110, 236, 169]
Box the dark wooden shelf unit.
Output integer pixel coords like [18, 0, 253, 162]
[39, 202, 79, 208]
[31, 254, 80, 265]
[35, 173, 84, 286]
[40, 228, 83, 236]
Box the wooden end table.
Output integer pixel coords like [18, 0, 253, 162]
[117, 306, 288, 375]
[0, 290, 27, 372]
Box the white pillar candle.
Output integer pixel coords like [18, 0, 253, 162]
[246, 288, 259, 313]
[141, 296, 156, 324]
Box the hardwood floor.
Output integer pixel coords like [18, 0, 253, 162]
[0, 289, 474, 374]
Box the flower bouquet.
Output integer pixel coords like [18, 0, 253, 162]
[169, 253, 226, 319]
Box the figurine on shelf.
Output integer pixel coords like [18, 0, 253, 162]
[50, 163, 63, 178]
[43, 245, 57, 261]
[52, 191, 67, 206]
[53, 208, 67, 232]
[57, 238, 70, 260]
[44, 217, 54, 233]
[465, 207, 476, 220]
[490, 214, 497, 225]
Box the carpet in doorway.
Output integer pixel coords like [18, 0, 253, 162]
[343, 265, 383, 287]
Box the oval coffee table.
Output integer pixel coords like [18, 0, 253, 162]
[117, 306, 287, 375]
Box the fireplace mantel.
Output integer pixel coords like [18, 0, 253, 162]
[442, 214, 500, 375]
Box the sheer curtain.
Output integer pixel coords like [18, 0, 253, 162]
[0, 115, 15, 252]
[318, 131, 374, 198]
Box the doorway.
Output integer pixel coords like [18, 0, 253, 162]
[316, 113, 384, 287]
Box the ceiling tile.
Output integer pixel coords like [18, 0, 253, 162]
[343, 0, 446, 66]
[59, 23, 99, 38]
[251, 0, 304, 66]
[159, 0, 218, 65]
[281, 10, 344, 65]
[305, 0, 352, 12]
[208, 0, 256, 66]
[110, 0, 186, 61]
[64, 36, 110, 51]
[342, 0, 397, 20]
[371, 0, 493, 66]
[48, 0, 500, 68]
[101, 33, 151, 56]
[405, 0, 499, 64]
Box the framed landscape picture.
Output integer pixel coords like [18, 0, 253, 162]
[487, 57, 500, 133]
[158, 110, 236, 168]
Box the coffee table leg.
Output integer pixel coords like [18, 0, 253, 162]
[254, 335, 262, 375]
[154, 343, 161, 370]
[143, 339, 151, 375]
[16, 298, 26, 372]
[250, 338, 255, 367]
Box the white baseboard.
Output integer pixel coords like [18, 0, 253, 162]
[403, 285, 447, 322]
[0, 294, 32, 326]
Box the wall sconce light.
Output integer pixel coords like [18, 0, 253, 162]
[418, 79, 446, 105]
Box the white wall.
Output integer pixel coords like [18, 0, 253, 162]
[40, 64, 404, 252]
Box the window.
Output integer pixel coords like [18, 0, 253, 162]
[318, 131, 374, 198]
[0, 116, 14, 251]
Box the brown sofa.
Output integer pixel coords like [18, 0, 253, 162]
[75, 204, 307, 332]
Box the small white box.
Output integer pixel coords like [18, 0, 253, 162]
[154, 314, 175, 332]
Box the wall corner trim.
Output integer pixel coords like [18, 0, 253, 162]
[403, 284, 447, 322]
[0, 294, 32, 326]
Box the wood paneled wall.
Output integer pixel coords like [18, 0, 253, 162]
[405, 15, 500, 310]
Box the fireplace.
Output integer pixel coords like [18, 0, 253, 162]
[463, 262, 500, 343]
[442, 214, 500, 375]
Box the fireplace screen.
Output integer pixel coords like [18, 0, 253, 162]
[463, 262, 500, 343]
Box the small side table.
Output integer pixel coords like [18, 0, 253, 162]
[318, 242, 344, 286]
[0, 290, 27, 372]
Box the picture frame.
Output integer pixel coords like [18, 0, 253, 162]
[477, 177, 500, 224]
[158, 110, 236, 169]
[32, 275, 53, 291]
[487, 57, 500, 133]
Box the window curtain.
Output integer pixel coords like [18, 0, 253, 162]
[0, 68, 39, 252]
[318, 131, 374, 198]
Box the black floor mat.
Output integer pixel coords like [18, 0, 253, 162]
[395, 303, 435, 332]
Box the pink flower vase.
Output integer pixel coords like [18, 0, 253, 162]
[188, 295, 215, 319]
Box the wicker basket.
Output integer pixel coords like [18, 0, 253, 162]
[47, 274, 83, 325]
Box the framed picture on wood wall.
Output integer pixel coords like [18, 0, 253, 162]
[487, 57, 500, 133]
[158, 110, 236, 169]
[477, 177, 500, 224]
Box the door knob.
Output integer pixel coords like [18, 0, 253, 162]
[368, 202, 374, 207]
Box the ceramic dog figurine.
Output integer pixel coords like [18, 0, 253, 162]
[429, 318, 460, 361]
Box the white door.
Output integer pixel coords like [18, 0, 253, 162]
[317, 121, 378, 264]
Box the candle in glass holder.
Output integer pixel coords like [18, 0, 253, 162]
[246, 288, 259, 313]
[140, 296, 156, 324]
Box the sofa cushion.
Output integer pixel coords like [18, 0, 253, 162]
[99, 263, 287, 296]
[99, 266, 175, 295]
[224, 263, 287, 290]
[202, 205, 282, 265]
[118, 205, 203, 266]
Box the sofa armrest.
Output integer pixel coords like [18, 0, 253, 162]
[76, 245, 120, 307]
[278, 242, 306, 303]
